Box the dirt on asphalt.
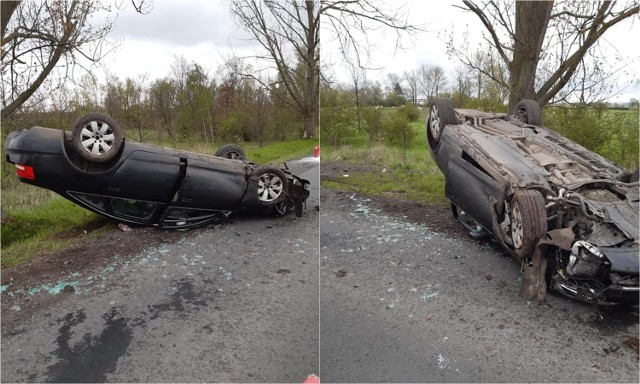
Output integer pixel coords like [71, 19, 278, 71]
[3, 159, 494, 327]
[321, 160, 463, 237]
[1, 159, 320, 383]
[1, 222, 202, 325]
[2, 159, 459, 328]
[319, 186, 639, 382]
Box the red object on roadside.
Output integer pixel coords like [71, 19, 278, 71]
[314, 145, 320, 157]
[302, 374, 320, 383]
[15, 164, 35, 180]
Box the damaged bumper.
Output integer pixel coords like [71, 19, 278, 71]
[520, 229, 639, 306]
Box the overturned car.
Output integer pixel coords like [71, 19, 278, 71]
[5, 113, 310, 229]
[426, 99, 639, 305]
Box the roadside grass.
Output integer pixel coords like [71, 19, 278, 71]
[1, 196, 113, 268]
[0, 136, 317, 267]
[322, 108, 448, 204]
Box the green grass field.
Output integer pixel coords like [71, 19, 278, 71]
[1, 135, 317, 267]
[322, 108, 448, 204]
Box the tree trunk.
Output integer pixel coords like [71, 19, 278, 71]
[1, 1, 19, 38]
[508, 1, 553, 109]
[354, 83, 361, 132]
[303, 111, 315, 138]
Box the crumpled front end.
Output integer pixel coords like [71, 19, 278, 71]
[551, 241, 639, 305]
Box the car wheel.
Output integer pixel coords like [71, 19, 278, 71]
[509, 190, 547, 259]
[215, 144, 245, 159]
[426, 98, 457, 149]
[514, 100, 542, 125]
[71, 113, 123, 162]
[252, 165, 288, 205]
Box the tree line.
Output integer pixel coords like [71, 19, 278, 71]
[3, 55, 306, 146]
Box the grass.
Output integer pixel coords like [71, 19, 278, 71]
[322, 107, 448, 204]
[0, 196, 114, 267]
[0, 136, 317, 268]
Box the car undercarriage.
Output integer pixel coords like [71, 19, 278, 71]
[426, 99, 639, 306]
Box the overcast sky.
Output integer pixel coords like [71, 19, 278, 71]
[94, 0, 257, 81]
[321, 0, 640, 103]
[96, 0, 639, 102]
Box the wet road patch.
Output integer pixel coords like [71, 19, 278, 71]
[46, 307, 133, 383]
[148, 278, 209, 320]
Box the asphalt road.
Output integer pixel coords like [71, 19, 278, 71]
[3, 161, 639, 383]
[1, 158, 319, 383]
[319, 188, 639, 383]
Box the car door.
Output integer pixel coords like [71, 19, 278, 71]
[107, 149, 183, 203]
[174, 157, 247, 211]
[444, 148, 504, 231]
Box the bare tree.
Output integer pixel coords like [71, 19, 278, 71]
[1, 0, 150, 118]
[403, 69, 418, 104]
[385, 73, 400, 93]
[231, 0, 319, 138]
[321, 0, 420, 71]
[450, 0, 639, 108]
[418, 64, 447, 102]
[347, 61, 366, 132]
[452, 65, 472, 107]
[231, 0, 423, 138]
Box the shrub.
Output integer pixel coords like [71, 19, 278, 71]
[383, 109, 414, 148]
[361, 107, 384, 141]
[399, 103, 420, 122]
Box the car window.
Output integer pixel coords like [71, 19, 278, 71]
[71, 192, 158, 222]
[73, 193, 106, 211]
[110, 198, 157, 220]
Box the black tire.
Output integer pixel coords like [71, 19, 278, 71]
[215, 144, 245, 160]
[630, 169, 639, 183]
[426, 98, 457, 149]
[509, 190, 547, 259]
[71, 113, 123, 163]
[252, 165, 289, 205]
[514, 100, 542, 125]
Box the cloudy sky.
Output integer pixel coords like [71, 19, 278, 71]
[95, 0, 639, 102]
[321, 0, 640, 102]
[93, 0, 256, 81]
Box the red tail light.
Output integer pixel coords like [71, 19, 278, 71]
[15, 164, 35, 180]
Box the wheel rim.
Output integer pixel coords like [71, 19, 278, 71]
[511, 202, 524, 249]
[516, 108, 528, 123]
[257, 173, 284, 202]
[225, 150, 242, 159]
[80, 120, 116, 156]
[429, 105, 441, 139]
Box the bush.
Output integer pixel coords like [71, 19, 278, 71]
[543, 106, 639, 170]
[383, 109, 414, 148]
[399, 103, 420, 122]
[361, 107, 384, 141]
[218, 111, 247, 142]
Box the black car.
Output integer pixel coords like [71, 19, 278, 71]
[5, 113, 310, 229]
[426, 99, 639, 305]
